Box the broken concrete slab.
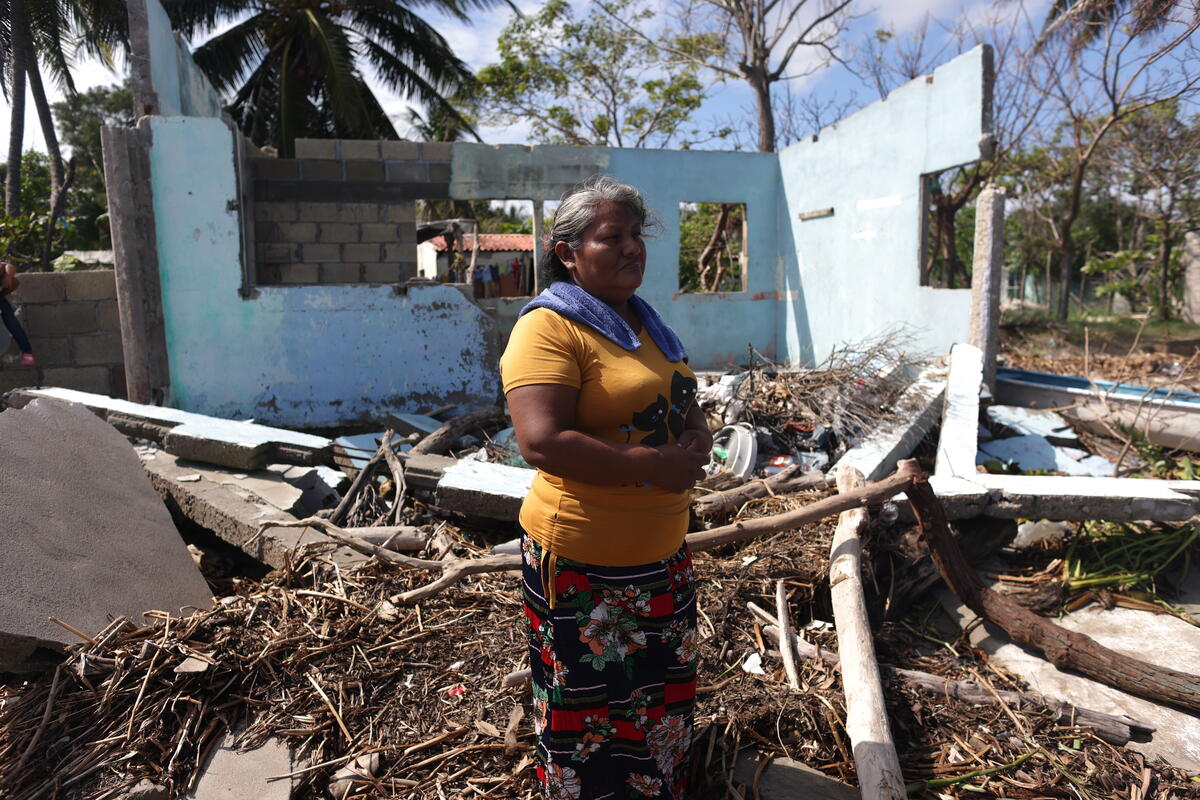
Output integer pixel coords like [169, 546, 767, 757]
[189, 733, 294, 800]
[141, 449, 364, 569]
[986, 404, 1079, 446]
[267, 464, 342, 515]
[833, 362, 946, 482]
[977, 434, 1115, 477]
[435, 459, 534, 521]
[0, 398, 212, 672]
[935, 343, 983, 479]
[733, 752, 857, 800]
[974, 474, 1199, 521]
[941, 593, 1200, 771]
[213, 471, 305, 516]
[2, 387, 332, 470]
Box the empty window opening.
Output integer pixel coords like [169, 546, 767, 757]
[920, 170, 977, 289]
[678, 202, 747, 293]
[416, 199, 536, 297]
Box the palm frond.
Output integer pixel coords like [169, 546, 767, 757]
[358, 37, 479, 140]
[159, 0, 253, 40]
[298, 9, 371, 135]
[352, 13, 472, 97]
[191, 14, 267, 93]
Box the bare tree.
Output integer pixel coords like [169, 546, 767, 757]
[599, 0, 855, 152]
[1023, 2, 1200, 320]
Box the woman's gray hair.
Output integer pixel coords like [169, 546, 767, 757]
[542, 175, 660, 286]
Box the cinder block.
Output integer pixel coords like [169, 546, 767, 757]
[360, 223, 400, 242]
[340, 140, 382, 160]
[320, 263, 362, 283]
[397, 225, 418, 244]
[255, 221, 280, 241]
[259, 242, 299, 263]
[346, 160, 384, 181]
[421, 142, 453, 161]
[297, 202, 340, 222]
[383, 203, 417, 223]
[429, 163, 451, 182]
[10, 272, 66, 304]
[40, 365, 111, 394]
[338, 203, 381, 223]
[295, 139, 339, 159]
[65, 270, 117, 302]
[398, 261, 419, 281]
[386, 161, 428, 183]
[276, 222, 318, 242]
[299, 159, 344, 181]
[257, 263, 282, 284]
[317, 223, 359, 243]
[381, 140, 420, 159]
[383, 243, 415, 262]
[74, 332, 125, 365]
[300, 243, 340, 261]
[26, 302, 97, 335]
[255, 159, 300, 180]
[96, 300, 121, 332]
[32, 336, 73, 367]
[363, 263, 403, 283]
[0, 366, 39, 393]
[110, 364, 127, 400]
[342, 243, 380, 262]
[254, 202, 299, 222]
[279, 263, 319, 284]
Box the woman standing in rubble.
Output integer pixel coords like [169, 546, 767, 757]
[501, 176, 711, 800]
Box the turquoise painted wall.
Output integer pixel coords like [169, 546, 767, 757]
[147, 116, 500, 426]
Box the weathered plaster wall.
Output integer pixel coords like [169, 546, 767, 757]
[146, 115, 499, 426]
[777, 46, 991, 364]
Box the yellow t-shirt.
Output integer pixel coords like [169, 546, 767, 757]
[500, 308, 698, 566]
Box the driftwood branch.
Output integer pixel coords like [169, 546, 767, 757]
[411, 407, 507, 456]
[775, 580, 801, 690]
[906, 476, 1200, 715]
[692, 465, 828, 517]
[829, 465, 905, 800]
[746, 604, 1153, 747]
[685, 460, 922, 552]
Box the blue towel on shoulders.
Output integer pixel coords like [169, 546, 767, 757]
[520, 281, 687, 362]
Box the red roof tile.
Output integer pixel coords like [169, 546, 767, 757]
[429, 233, 534, 253]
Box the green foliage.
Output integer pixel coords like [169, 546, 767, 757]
[51, 82, 134, 252]
[0, 213, 56, 267]
[475, 0, 711, 148]
[1064, 519, 1199, 611]
[678, 202, 745, 293]
[164, 0, 496, 156]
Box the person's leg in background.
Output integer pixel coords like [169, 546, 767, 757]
[0, 293, 35, 365]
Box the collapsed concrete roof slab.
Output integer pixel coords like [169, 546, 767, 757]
[3, 387, 332, 469]
[0, 398, 212, 672]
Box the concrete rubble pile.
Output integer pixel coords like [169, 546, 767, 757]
[5, 342, 1200, 798]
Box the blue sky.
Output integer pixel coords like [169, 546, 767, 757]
[0, 0, 1047, 154]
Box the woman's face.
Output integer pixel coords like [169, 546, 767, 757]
[556, 201, 646, 305]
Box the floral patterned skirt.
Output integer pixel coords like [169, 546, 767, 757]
[521, 533, 697, 800]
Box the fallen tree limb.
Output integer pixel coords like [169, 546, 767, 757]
[330, 440, 389, 526]
[906, 476, 1200, 715]
[685, 460, 922, 552]
[411, 407, 507, 456]
[828, 465, 905, 800]
[692, 465, 828, 517]
[745, 604, 1154, 747]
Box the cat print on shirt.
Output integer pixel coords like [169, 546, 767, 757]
[620, 371, 699, 446]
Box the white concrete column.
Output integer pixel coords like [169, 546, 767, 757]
[969, 184, 1006, 390]
[1181, 231, 1200, 324]
[532, 199, 545, 295]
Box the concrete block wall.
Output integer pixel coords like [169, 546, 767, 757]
[251, 138, 452, 285]
[0, 271, 125, 396]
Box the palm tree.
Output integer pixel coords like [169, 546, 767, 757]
[163, 0, 498, 157]
[1040, 0, 1186, 53]
[0, 0, 126, 256]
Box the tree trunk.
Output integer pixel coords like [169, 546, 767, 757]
[697, 203, 730, 291]
[27, 56, 68, 270]
[749, 71, 775, 153]
[5, 0, 29, 217]
[1056, 237, 1076, 321]
[1157, 217, 1173, 321]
